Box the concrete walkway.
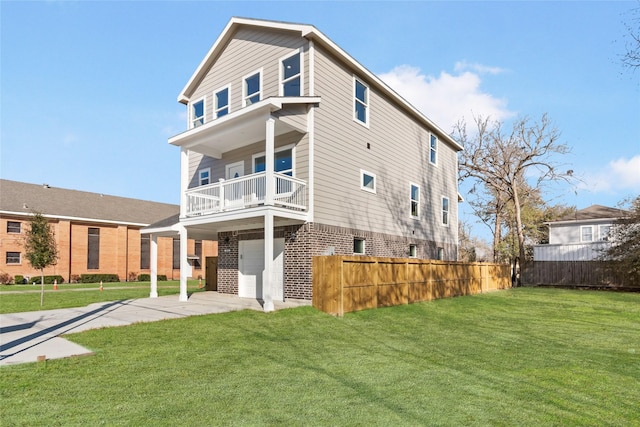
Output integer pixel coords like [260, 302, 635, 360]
[0, 292, 311, 366]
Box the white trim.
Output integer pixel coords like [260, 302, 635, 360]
[213, 84, 231, 119]
[441, 196, 450, 227]
[242, 68, 263, 107]
[190, 96, 206, 129]
[0, 210, 150, 227]
[198, 167, 211, 186]
[252, 143, 296, 175]
[353, 76, 369, 128]
[429, 133, 438, 166]
[410, 183, 420, 219]
[279, 48, 304, 97]
[360, 169, 376, 193]
[309, 40, 315, 96]
[580, 225, 594, 242]
[225, 161, 245, 179]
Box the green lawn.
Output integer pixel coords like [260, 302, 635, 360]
[1, 288, 639, 426]
[0, 280, 203, 314]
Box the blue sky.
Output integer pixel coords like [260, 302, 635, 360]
[1, 1, 638, 240]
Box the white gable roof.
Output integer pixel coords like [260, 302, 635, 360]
[178, 17, 463, 152]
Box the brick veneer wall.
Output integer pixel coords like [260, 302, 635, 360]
[216, 222, 457, 301]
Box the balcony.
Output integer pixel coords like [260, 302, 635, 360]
[185, 172, 307, 217]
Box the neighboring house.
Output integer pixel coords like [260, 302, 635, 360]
[533, 205, 626, 261]
[144, 17, 463, 309]
[0, 179, 217, 283]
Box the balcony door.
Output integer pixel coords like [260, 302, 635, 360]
[225, 161, 244, 179]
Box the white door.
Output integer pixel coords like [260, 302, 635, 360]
[225, 161, 245, 208]
[225, 161, 244, 179]
[238, 238, 285, 300]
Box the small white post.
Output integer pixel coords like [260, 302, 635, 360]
[263, 211, 274, 312]
[179, 225, 188, 302]
[219, 178, 225, 211]
[150, 234, 158, 298]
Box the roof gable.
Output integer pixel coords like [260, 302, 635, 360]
[555, 204, 627, 223]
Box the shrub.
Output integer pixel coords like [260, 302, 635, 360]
[80, 274, 120, 283]
[15, 275, 25, 284]
[29, 275, 65, 285]
[138, 274, 167, 281]
[128, 272, 138, 282]
[0, 272, 12, 285]
[71, 274, 81, 284]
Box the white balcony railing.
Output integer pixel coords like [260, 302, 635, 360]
[185, 172, 307, 217]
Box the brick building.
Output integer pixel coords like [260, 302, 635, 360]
[0, 180, 217, 283]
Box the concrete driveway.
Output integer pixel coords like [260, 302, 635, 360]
[0, 292, 310, 366]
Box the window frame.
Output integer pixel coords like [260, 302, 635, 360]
[429, 134, 438, 166]
[353, 76, 369, 127]
[360, 169, 376, 193]
[279, 49, 303, 97]
[581, 225, 594, 242]
[243, 69, 263, 107]
[190, 97, 205, 128]
[7, 221, 21, 234]
[199, 168, 211, 186]
[598, 224, 611, 241]
[353, 238, 366, 255]
[6, 251, 21, 265]
[410, 183, 420, 219]
[252, 144, 296, 176]
[213, 85, 230, 119]
[441, 196, 450, 227]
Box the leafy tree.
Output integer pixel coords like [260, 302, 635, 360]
[454, 114, 574, 266]
[24, 212, 58, 306]
[600, 196, 640, 281]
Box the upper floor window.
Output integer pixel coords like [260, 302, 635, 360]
[281, 51, 301, 97]
[7, 221, 21, 233]
[214, 86, 229, 118]
[581, 226, 594, 242]
[243, 70, 262, 106]
[253, 147, 293, 176]
[599, 225, 611, 241]
[354, 77, 369, 126]
[199, 168, 211, 186]
[441, 196, 450, 226]
[430, 134, 438, 165]
[6, 251, 21, 265]
[191, 98, 205, 128]
[410, 184, 420, 218]
[361, 170, 376, 193]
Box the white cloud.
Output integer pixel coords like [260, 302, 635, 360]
[378, 64, 514, 133]
[454, 61, 507, 75]
[579, 155, 640, 193]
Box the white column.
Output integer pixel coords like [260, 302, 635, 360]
[180, 147, 189, 217]
[179, 225, 189, 302]
[263, 211, 274, 312]
[265, 116, 275, 206]
[149, 234, 158, 298]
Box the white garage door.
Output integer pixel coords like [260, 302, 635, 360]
[238, 238, 284, 300]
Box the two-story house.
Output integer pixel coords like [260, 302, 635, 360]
[533, 204, 626, 261]
[144, 17, 463, 310]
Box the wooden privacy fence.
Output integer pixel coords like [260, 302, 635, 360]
[522, 261, 638, 288]
[312, 256, 511, 316]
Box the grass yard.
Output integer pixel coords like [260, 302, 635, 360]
[0, 280, 202, 314]
[1, 288, 639, 426]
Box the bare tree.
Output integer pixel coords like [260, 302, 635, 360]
[454, 114, 573, 266]
[600, 195, 640, 281]
[621, 6, 640, 70]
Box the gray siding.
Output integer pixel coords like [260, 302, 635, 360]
[312, 45, 458, 246]
[549, 220, 613, 244]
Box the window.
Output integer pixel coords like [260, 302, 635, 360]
[140, 235, 150, 270]
[172, 238, 180, 269]
[87, 227, 100, 270]
[6, 251, 21, 265]
[214, 86, 229, 118]
[194, 240, 202, 270]
[437, 247, 444, 260]
[410, 184, 420, 218]
[354, 77, 369, 125]
[354, 238, 365, 255]
[361, 170, 376, 193]
[281, 51, 301, 96]
[441, 197, 450, 226]
[243, 71, 261, 106]
[581, 226, 594, 242]
[7, 221, 21, 233]
[430, 134, 438, 165]
[599, 225, 611, 241]
[199, 168, 211, 186]
[409, 245, 417, 258]
[191, 98, 205, 128]
[253, 147, 293, 176]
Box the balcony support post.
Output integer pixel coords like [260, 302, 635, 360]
[149, 234, 158, 298]
[180, 147, 189, 218]
[179, 224, 189, 302]
[265, 116, 275, 206]
[263, 211, 275, 312]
